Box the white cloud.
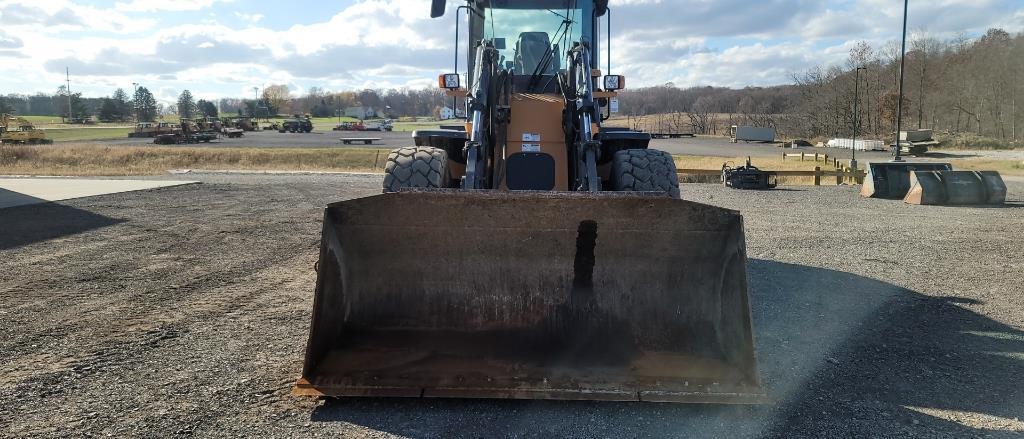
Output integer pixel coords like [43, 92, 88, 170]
[0, 0, 155, 33]
[234, 12, 263, 24]
[113, 0, 234, 13]
[1, 0, 1022, 98]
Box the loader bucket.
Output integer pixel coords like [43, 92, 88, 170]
[295, 191, 763, 403]
[904, 170, 1006, 205]
[860, 162, 952, 199]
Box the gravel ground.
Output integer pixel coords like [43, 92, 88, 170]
[1, 174, 1022, 438]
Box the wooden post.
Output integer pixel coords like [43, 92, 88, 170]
[824, 153, 828, 163]
[837, 167, 842, 185]
[814, 166, 821, 186]
[374, 149, 381, 169]
[782, 152, 786, 161]
[800, 152, 805, 161]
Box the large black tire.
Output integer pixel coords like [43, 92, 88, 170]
[610, 149, 680, 199]
[382, 147, 450, 193]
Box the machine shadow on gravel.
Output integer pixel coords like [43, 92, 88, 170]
[0, 191, 125, 250]
[305, 259, 1020, 437]
[771, 295, 1024, 437]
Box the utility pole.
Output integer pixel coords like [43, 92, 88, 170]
[852, 66, 866, 170]
[892, 0, 909, 162]
[132, 82, 139, 123]
[252, 87, 259, 120]
[65, 67, 72, 123]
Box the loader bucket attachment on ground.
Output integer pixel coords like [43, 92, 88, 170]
[904, 170, 1006, 205]
[861, 162, 952, 199]
[295, 191, 763, 403]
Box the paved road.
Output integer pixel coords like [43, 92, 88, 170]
[651, 136, 897, 161]
[86, 130, 414, 149]
[1, 174, 1022, 437]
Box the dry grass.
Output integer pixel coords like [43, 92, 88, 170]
[948, 158, 1024, 175]
[4, 144, 1018, 183]
[0, 143, 387, 176]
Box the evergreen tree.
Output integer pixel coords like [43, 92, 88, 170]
[133, 87, 158, 122]
[0, 96, 13, 114]
[98, 98, 119, 122]
[177, 90, 196, 120]
[112, 88, 131, 121]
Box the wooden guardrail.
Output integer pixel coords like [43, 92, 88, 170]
[782, 152, 830, 163]
[677, 167, 866, 185]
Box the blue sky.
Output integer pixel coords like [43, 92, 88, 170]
[1, 0, 1022, 105]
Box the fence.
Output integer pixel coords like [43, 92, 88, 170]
[782, 152, 830, 163]
[677, 167, 865, 186]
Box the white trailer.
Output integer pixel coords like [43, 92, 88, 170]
[827, 138, 886, 151]
[730, 126, 776, 143]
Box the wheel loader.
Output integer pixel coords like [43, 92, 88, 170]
[0, 114, 52, 144]
[295, 0, 763, 403]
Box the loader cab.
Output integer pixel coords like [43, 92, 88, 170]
[465, 0, 600, 93]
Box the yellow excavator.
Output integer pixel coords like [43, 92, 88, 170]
[0, 114, 52, 144]
[294, 0, 763, 403]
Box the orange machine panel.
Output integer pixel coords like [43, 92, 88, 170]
[506, 93, 568, 191]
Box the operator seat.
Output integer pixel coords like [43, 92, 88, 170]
[515, 32, 556, 75]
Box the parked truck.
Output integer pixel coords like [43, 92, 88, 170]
[730, 125, 776, 143]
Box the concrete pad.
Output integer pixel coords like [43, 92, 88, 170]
[0, 178, 198, 209]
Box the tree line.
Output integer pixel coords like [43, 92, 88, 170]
[616, 28, 1023, 144]
[1, 84, 462, 122]
[0, 86, 161, 123]
[216, 85, 462, 120]
[4, 27, 1019, 140]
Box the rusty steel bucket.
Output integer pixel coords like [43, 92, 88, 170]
[904, 170, 1006, 205]
[294, 191, 763, 403]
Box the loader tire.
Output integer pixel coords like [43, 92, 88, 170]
[611, 149, 680, 199]
[383, 147, 450, 193]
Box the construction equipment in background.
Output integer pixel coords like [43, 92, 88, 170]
[236, 116, 258, 131]
[279, 115, 313, 133]
[860, 162, 952, 199]
[722, 157, 777, 190]
[195, 116, 223, 132]
[153, 120, 216, 144]
[295, 0, 763, 404]
[893, 130, 938, 156]
[364, 119, 394, 132]
[0, 114, 53, 144]
[128, 122, 177, 138]
[332, 121, 366, 131]
[730, 125, 775, 143]
[221, 127, 244, 138]
[904, 170, 1006, 205]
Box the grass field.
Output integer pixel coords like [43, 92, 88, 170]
[43, 127, 133, 142]
[947, 158, 1024, 174]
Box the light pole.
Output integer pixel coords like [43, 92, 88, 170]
[892, 0, 909, 162]
[132, 82, 139, 123]
[852, 66, 866, 170]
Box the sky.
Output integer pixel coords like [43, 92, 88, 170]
[1, 0, 1022, 104]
